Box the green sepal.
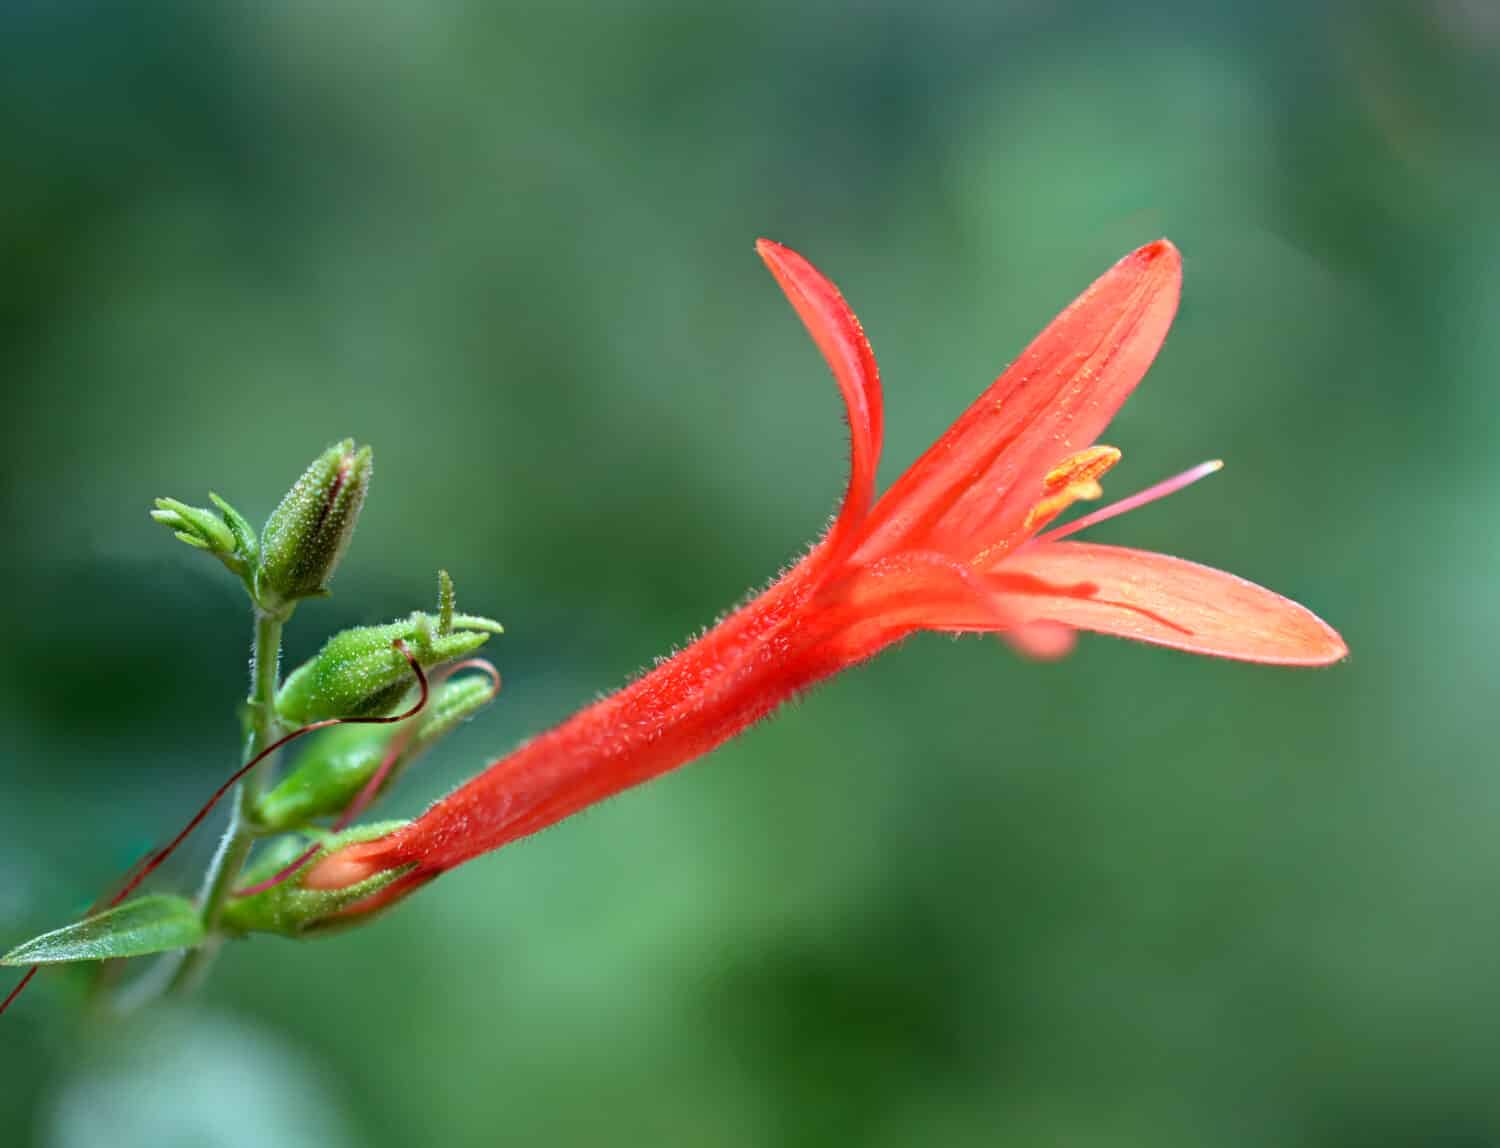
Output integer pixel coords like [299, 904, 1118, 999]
[275, 572, 501, 725]
[437, 568, 456, 634]
[451, 614, 504, 635]
[221, 823, 410, 937]
[210, 492, 258, 567]
[150, 495, 257, 582]
[254, 674, 497, 831]
[2, 895, 204, 966]
[256, 440, 373, 609]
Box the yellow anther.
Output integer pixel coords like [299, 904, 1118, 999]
[1025, 446, 1121, 533]
[1024, 481, 1101, 532]
[1044, 445, 1121, 490]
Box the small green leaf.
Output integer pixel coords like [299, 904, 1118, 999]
[210, 491, 259, 565]
[451, 613, 504, 635]
[2, 895, 204, 966]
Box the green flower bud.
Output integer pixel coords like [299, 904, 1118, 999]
[221, 823, 411, 938]
[150, 493, 258, 581]
[276, 571, 501, 724]
[256, 440, 373, 608]
[276, 615, 501, 727]
[254, 674, 497, 830]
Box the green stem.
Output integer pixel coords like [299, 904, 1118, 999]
[167, 608, 287, 995]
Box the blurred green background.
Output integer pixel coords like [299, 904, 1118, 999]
[2, 2, 1495, 1144]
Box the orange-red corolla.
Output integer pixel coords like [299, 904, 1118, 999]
[310, 238, 1346, 909]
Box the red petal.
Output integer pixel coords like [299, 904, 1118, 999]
[758, 239, 883, 569]
[983, 541, 1348, 666]
[855, 240, 1182, 565]
[809, 549, 1018, 663]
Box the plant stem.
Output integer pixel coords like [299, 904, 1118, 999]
[167, 608, 287, 995]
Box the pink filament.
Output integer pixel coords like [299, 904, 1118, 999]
[1038, 459, 1224, 544]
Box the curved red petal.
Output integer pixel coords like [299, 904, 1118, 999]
[855, 240, 1182, 565]
[983, 541, 1348, 666]
[758, 239, 883, 569]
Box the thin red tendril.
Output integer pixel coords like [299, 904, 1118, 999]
[227, 851, 319, 902]
[1, 639, 427, 1018]
[337, 658, 500, 831]
[107, 640, 429, 910]
[0, 968, 37, 1016]
[233, 658, 500, 899]
[91, 848, 159, 915]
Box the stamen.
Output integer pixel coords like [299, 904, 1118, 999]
[1023, 480, 1103, 533]
[1023, 445, 1122, 534]
[1044, 445, 1121, 489]
[1039, 459, 1223, 543]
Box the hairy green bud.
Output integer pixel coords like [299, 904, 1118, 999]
[276, 571, 501, 724]
[256, 440, 372, 608]
[275, 618, 493, 724]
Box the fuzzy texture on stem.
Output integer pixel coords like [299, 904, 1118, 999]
[309, 239, 1346, 912]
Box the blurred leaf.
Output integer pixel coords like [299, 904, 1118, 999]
[2, 895, 202, 965]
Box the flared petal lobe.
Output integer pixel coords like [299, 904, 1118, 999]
[854, 240, 1182, 566]
[981, 541, 1347, 665]
[757, 239, 883, 571]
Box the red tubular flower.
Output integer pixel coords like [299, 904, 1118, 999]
[308, 238, 1345, 909]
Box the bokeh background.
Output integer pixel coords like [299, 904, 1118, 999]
[2, 2, 1496, 1145]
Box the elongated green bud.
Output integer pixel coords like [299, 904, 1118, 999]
[221, 823, 411, 937]
[254, 675, 497, 830]
[276, 618, 484, 723]
[257, 440, 373, 608]
[275, 571, 501, 724]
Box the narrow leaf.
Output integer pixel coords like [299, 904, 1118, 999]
[2, 895, 203, 966]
